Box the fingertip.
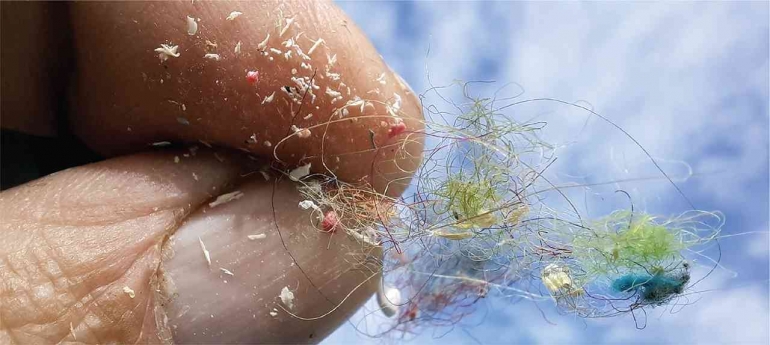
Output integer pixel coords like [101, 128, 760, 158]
[68, 0, 423, 196]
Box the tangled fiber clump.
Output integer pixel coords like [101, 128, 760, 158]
[284, 81, 726, 336]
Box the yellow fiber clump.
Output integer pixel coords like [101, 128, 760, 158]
[541, 263, 583, 298]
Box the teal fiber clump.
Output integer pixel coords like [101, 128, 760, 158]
[612, 274, 650, 292]
[612, 271, 690, 304]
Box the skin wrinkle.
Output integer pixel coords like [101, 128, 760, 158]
[138, 289, 160, 345]
[41, 274, 78, 336]
[77, 222, 171, 343]
[4, 175, 181, 227]
[5, 220, 153, 336]
[29, 233, 65, 324]
[4, 254, 95, 343]
[60, 232, 163, 343]
[96, 246, 161, 343]
[0, 151, 249, 343]
[47, 173, 190, 225]
[38, 216, 168, 278]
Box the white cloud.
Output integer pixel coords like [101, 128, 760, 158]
[745, 227, 769, 261]
[496, 2, 769, 210]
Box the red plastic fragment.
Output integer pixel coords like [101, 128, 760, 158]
[388, 122, 407, 138]
[321, 210, 339, 233]
[246, 70, 259, 84]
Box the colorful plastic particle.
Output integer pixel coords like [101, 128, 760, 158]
[388, 122, 407, 138]
[246, 70, 259, 84]
[321, 210, 339, 233]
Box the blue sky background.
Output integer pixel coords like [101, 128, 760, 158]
[326, 2, 769, 344]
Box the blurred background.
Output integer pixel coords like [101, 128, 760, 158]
[326, 1, 769, 344]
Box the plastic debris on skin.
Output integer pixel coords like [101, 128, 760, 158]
[321, 210, 339, 233]
[209, 191, 244, 208]
[199, 237, 211, 267]
[307, 38, 324, 55]
[246, 70, 259, 84]
[291, 125, 311, 138]
[225, 11, 243, 21]
[262, 92, 275, 104]
[279, 286, 295, 310]
[298, 200, 321, 212]
[203, 53, 221, 61]
[234, 41, 242, 55]
[257, 33, 270, 50]
[387, 121, 407, 138]
[186, 16, 198, 35]
[123, 286, 136, 299]
[288, 163, 311, 181]
[155, 44, 180, 62]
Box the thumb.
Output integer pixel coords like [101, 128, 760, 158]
[0, 150, 378, 344]
[159, 166, 380, 343]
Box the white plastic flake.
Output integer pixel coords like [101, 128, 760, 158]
[225, 11, 243, 21]
[186, 16, 198, 35]
[262, 92, 275, 104]
[280, 286, 295, 310]
[288, 163, 311, 181]
[203, 53, 221, 61]
[199, 237, 211, 267]
[257, 33, 270, 50]
[209, 191, 244, 208]
[298, 200, 321, 212]
[154, 44, 180, 62]
[123, 286, 136, 299]
[234, 41, 242, 55]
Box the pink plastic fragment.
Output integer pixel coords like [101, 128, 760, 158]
[246, 70, 259, 84]
[388, 122, 407, 138]
[321, 210, 339, 233]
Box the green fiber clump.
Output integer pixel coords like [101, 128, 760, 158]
[607, 212, 681, 264]
[459, 97, 496, 134]
[573, 211, 685, 277]
[438, 175, 500, 228]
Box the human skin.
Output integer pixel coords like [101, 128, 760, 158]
[0, 1, 423, 344]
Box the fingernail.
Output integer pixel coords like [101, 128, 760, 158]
[155, 178, 380, 343]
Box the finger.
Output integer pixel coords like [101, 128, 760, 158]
[0, 150, 246, 344]
[159, 177, 380, 343]
[0, 151, 376, 344]
[68, 0, 424, 196]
